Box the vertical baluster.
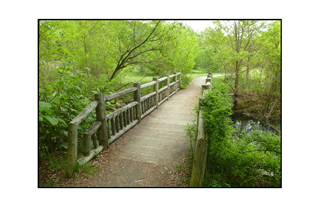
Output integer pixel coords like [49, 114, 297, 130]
[124, 110, 127, 127]
[111, 117, 115, 136]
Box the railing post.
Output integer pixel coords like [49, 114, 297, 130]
[94, 93, 109, 149]
[134, 82, 141, 123]
[66, 123, 77, 177]
[153, 77, 159, 108]
[179, 71, 182, 88]
[174, 72, 177, 92]
[206, 77, 212, 85]
[166, 74, 170, 99]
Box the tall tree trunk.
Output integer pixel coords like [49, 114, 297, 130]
[246, 56, 250, 82]
[235, 61, 240, 96]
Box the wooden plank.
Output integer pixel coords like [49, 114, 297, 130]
[94, 93, 108, 149]
[169, 74, 175, 78]
[104, 87, 137, 102]
[108, 120, 138, 144]
[77, 146, 103, 166]
[84, 121, 101, 136]
[66, 123, 77, 177]
[141, 81, 156, 89]
[70, 101, 98, 126]
[158, 76, 167, 83]
[134, 82, 141, 123]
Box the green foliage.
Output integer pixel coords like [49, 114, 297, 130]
[202, 82, 281, 187]
[39, 66, 97, 155]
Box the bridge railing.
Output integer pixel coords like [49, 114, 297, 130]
[66, 71, 182, 177]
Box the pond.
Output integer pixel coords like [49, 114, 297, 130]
[230, 113, 281, 135]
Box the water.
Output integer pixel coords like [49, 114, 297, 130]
[230, 113, 281, 135]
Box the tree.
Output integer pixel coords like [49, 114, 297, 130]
[211, 20, 266, 96]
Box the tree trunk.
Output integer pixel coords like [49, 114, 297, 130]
[246, 56, 250, 82]
[235, 61, 240, 96]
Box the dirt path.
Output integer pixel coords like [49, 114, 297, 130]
[59, 77, 207, 187]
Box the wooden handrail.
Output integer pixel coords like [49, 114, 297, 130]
[66, 71, 182, 177]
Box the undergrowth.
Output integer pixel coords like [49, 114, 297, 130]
[186, 81, 281, 187]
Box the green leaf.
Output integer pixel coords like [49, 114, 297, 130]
[85, 67, 91, 71]
[44, 116, 58, 126]
[39, 101, 52, 111]
[57, 118, 67, 126]
[39, 116, 43, 122]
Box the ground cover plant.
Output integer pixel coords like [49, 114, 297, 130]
[192, 82, 281, 187]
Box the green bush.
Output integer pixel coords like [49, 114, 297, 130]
[202, 82, 281, 187]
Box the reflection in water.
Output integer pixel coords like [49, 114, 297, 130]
[231, 113, 281, 135]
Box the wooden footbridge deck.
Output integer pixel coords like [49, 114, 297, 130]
[65, 72, 217, 186]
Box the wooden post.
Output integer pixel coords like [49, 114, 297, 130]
[92, 133, 98, 148]
[189, 109, 207, 187]
[174, 72, 177, 92]
[153, 77, 159, 108]
[179, 71, 182, 88]
[202, 84, 212, 91]
[134, 82, 141, 123]
[206, 78, 212, 85]
[66, 123, 77, 177]
[83, 134, 90, 156]
[94, 93, 109, 149]
[166, 74, 170, 99]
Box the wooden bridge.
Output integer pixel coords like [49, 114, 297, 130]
[66, 71, 218, 186]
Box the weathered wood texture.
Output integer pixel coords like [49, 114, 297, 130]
[106, 102, 138, 119]
[66, 71, 182, 177]
[158, 76, 167, 83]
[166, 74, 170, 99]
[134, 82, 141, 123]
[153, 77, 159, 108]
[141, 81, 156, 89]
[70, 101, 98, 126]
[66, 123, 78, 177]
[104, 87, 137, 102]
[78, 146, 104, 165]
[82, 122, 102, 156]
[141, 92, 156, 102]
[95, 93, 109, 149]
[108, 120, 138, 144]
[189, 110, 207, 187]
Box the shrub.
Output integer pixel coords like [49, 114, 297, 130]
[201, 82, 281, 187]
